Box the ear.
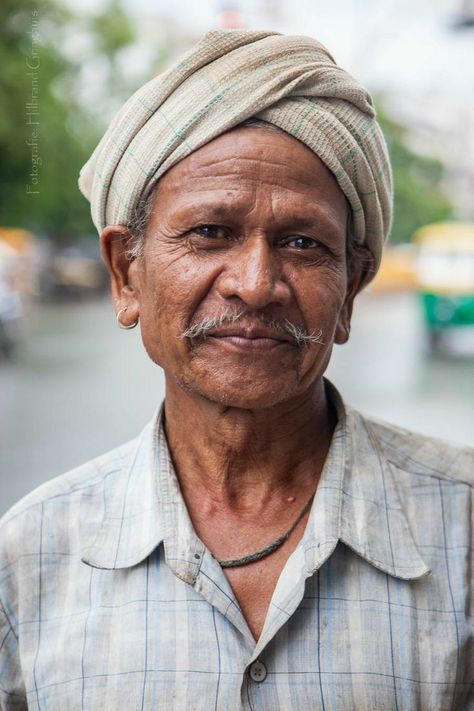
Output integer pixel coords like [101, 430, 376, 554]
[334, 247, 374, 345]
[100, 225, 140, 327]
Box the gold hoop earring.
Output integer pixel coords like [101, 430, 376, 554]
[116, 306, 138, 330]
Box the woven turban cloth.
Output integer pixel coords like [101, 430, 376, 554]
[79, 29, 392, 274]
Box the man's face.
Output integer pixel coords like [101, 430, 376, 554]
[105, 127, 361, 409]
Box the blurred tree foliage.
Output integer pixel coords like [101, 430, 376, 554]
[0, 0, 139, 243]
[377, 107, 454, 243]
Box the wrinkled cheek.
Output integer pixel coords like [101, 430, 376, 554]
[295, 342, 332, 385]
[138, 292, 184, 369]
[297, 289, 345, 380]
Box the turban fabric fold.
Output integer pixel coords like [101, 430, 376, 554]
[79, 29, 392, 274]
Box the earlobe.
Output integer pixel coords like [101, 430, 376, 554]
[336, 272, 360, 344]
[99, 225, 140, 325]
[335, 317, 350, 345]
[335, 245, 374, 344]
[116, 306, 139, 330]
[335, 269, 361, 344]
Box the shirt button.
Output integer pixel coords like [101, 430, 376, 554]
[249, 660, 267, 683]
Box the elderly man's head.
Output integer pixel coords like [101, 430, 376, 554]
[100, 123, 368, 408]
[79, 30, 392, 408]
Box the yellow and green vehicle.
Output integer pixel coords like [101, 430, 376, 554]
[415, 222, 474, 350]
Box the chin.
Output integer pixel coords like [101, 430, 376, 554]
[175, 370, 306, 410]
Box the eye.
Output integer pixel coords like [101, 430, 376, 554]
[193, 225, 228, 240]
[284, 236, 319, 250]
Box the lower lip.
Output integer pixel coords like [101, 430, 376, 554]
[208, 335, 289, 352]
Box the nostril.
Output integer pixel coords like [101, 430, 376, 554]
[215, 240, 290, 308]
[216, 269, 290, 309]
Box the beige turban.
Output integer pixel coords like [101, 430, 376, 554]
[79, 29, 392, 274]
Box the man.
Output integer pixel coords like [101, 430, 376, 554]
[0, 30, 472, 710]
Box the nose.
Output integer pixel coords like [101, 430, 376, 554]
[215, 234, 291, 310]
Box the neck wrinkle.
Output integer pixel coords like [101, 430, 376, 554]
[163, 377, 336, 509]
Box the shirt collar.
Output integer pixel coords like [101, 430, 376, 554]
[81, 412, 165, 570]
[302, 382, 430, 580]
[82, 382, 430, 581]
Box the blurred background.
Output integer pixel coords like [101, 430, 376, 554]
[1, 0, 473, 513]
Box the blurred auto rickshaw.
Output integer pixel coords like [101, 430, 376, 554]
[370, 243, 417, 293]
[415, 222, 474, 352]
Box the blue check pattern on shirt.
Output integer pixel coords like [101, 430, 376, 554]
[0, 383, 473, 710]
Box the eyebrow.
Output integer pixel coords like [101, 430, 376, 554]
[169, 201, 345, 234]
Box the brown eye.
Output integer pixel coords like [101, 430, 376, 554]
[285, 236, 318, 249]
[194, 225, 226, 239]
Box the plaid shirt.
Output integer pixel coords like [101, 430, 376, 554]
[1, 383, 473, 710]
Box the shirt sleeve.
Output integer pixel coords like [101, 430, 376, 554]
[0, 593, 26, 709]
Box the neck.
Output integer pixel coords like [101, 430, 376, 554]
[163, 378, 336, 512]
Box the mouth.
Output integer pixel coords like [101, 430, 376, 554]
[205, 326, 292, 352]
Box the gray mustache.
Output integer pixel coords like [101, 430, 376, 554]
[181, 309, 324, 347]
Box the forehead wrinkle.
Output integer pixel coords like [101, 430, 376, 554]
[159, 172, 345, 214]
[179, 155, 326, 190]
[158, 192, 346, 240]
[152, 126, 351, 242]
[154, 139, 348, 233]
[164, 135, 332, 186]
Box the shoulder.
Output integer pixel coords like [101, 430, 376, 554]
[350, 409, 473, 555]
[0, 414, 160, 632]
[0, 436, 140, 567]
[358, 411, 474, 488]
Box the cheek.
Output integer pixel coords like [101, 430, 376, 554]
[297, 267, 347, 328]
[136, 254, 216, 366]
[138, 282, 185, 363]
[295, 271, 347, 374]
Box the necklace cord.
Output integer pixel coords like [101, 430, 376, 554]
[217, 492, 315, 569]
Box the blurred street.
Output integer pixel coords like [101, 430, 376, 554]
[1, 291, 473, 515]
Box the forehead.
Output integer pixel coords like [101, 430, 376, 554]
[153, 127, 347, 222]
